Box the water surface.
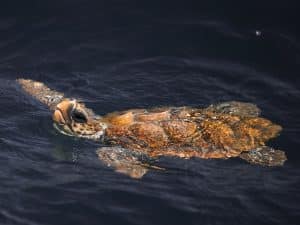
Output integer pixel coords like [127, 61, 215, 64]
[0, 1, 299, 225]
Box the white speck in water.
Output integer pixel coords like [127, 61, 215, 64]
[255, 30, 261, 36]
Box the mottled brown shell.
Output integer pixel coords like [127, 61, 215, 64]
[17, 79, 286, 176]
[103, 105, 282, 159]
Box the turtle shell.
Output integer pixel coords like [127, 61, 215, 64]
[103, 105, 282, 159]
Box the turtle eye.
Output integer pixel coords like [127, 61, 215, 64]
[71, 109, 87, 123]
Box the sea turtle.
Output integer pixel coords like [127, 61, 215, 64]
[17, 79, 287, 178]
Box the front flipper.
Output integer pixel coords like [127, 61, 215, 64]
[96, 147, 163, 179]
[206, 101, 261, 117]
[239, 146, 287, 166]
[17, 79, 64, 110]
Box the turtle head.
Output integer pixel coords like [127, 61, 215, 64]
[53, 99, 107, 140]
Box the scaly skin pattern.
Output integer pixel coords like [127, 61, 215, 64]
[17, 79, 64, 110]
[102, 106, 282, 159]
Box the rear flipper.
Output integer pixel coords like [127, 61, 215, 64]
[239, 146, 287, 166]
[206, 101, 261, 117]
[96, 147, 163, 179]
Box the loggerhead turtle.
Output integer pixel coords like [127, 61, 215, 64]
[17, 79, 287, 178]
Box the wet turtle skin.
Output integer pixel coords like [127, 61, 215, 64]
[17, 78, 287, 175]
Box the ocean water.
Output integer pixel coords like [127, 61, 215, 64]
[0, 1, 299, 225]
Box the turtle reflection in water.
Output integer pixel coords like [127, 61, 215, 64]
[17, 79, 287, 178]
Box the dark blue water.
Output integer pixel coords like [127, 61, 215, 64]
[0, 1, 299, 225]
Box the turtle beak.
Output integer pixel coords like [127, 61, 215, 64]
[53, 99, 76, 125]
